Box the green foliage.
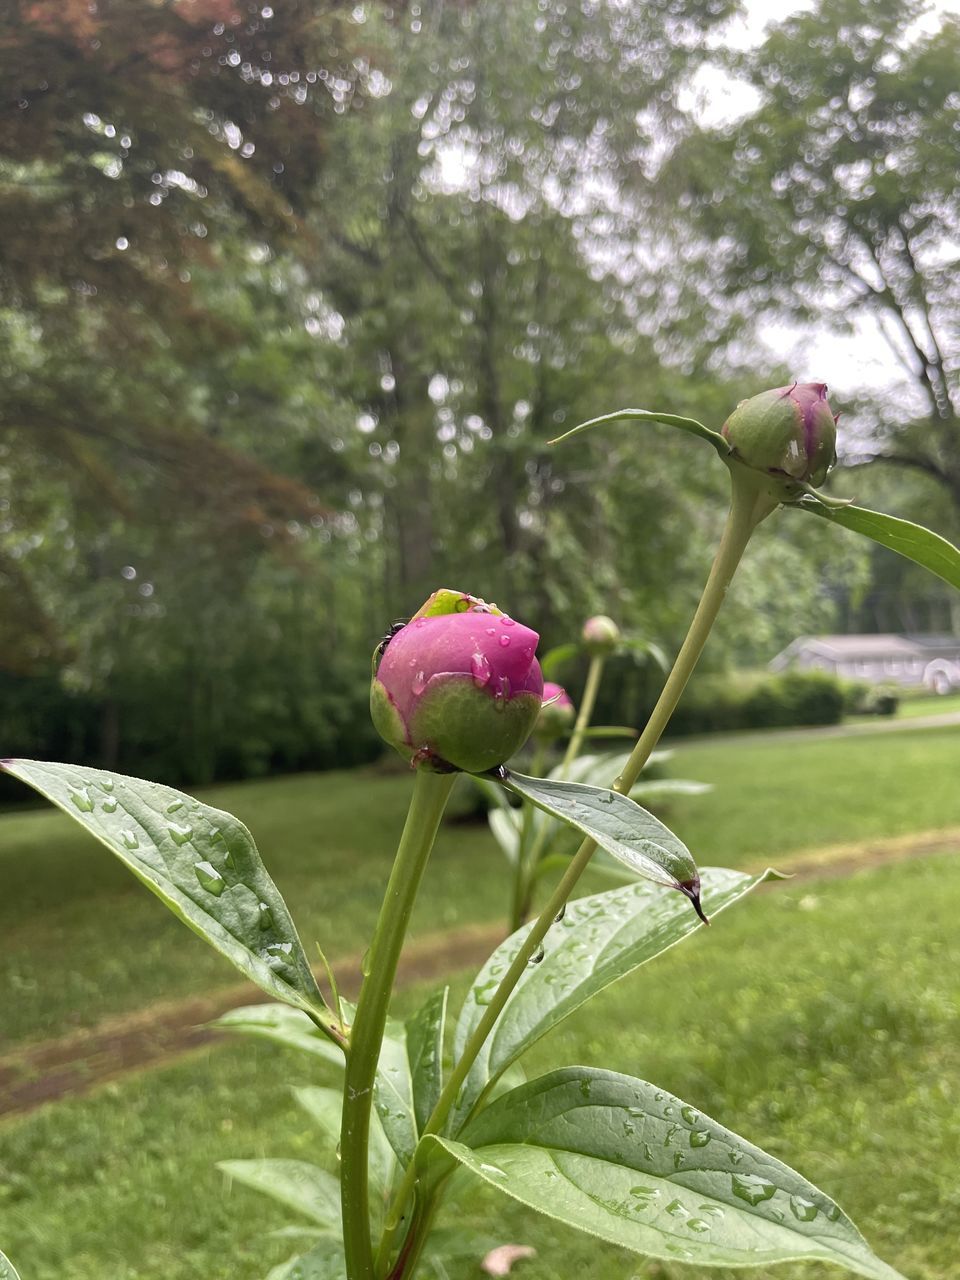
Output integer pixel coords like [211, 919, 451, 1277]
[435, 1068, 903, 1279]
[1, 760, 335, 1030]
[667, 670, 846, 735]
[449, 869, 771, 1130]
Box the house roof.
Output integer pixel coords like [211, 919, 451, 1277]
[770, 633, 960, 669]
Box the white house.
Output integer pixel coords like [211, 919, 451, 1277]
[770, 634, 960, 692]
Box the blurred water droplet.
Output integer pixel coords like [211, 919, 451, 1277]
[474, 980, 498, 1006]
[100, 778, 114, 793]
[102, 797, 118, 814]
[578, 1078, 591, 1099]
[666, 1199, 686, 1218]
[680, 1105, 698, 1125]
[479, 1163, 506, 1177]
[500, 617, 516, 627]
[826, 1203, 841, 1222]
[732, 1173, 776, 1206]
[554, 904, 566, 923]
[258, 902, 274, 930]
[499, 634, 511, 647]
[690, 1130, 711, 1148]
[168, 823, 193, 846]
[529, 942, 545, 965]
[194, 860, 225, 895]
[360, 947, 372, 976]
[789, 1195, 818, 1222]
[687, 1218, 710, 1233]
[166, 800, 184, 814]
[121, 829, 139, 849]
[69, 787, 94, 813]
[471, 652, 492, 687]
[412, 670, 427, 695]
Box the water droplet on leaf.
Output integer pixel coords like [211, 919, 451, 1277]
[194, 860, 225, 895]
[168, 823, 193, 846]
[732, 1173, 777, 1206]
[69, 787, 94, 813]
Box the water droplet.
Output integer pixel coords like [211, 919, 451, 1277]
[194, 860, 225, 895]
[690, 1130, 711, 1148]
[789, 1195, 818, 1222]
[674, 1151, 686, 1170]
[732, 1173, 777, 1206]
[100, 778, 114, 793]
[500, 616, 516, 627]
[499, 634, 511, 647]
[474, 980, 498, 1006]
[666, 1199, 687, 1218]
[578, 1078, 592, 1099]
[69, 787, 94, 813]
[687, 1218, 710, 1233]
[414, 617, 427, 628]
[486, 626, 497, 636]
[528, 942, 545, 965]
[630, 1185, 659, 1204]
[223, 847, 236, 870]
[168, 822, 193, 846]
[697, 1204, 725, 1222]
[470, 652, 492, 687]
[479, 1163, 506, 1178]
[412, 670, 426, 695]
[360, 947, 372, 976]
[680, 1105, 699, 1125]
[826, 1203, 841, 1222]
[257, 902, 274, 930]
[166, 800, 184, 814]
[101, 797, 118, 813]
[121, 829, 139, 849]
[261, 941, 293, 970]
[554, 904, 566, 923]
[728, 1149, 744, 1165]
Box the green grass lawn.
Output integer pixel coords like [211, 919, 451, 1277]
[874, 691, 960, 720]
[1, 725, 958, 1050]
[2, 851, 957, 1280]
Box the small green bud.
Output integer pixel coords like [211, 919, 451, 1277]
[581, 615, 621, 657]
[721, 382, 838, 487]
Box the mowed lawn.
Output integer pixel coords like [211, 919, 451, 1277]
[1, 725, 959, 1049]
[2, 852, 957, 1280]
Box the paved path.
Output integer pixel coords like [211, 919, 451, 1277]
[2, 825, 959, 1122]
[672, 709, 960, 750]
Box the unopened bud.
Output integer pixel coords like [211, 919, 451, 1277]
[721, 382, 838, 487]
[582, 615, 621, 657]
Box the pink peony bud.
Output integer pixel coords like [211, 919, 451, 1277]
[371, 592, 543, 773]
[535, 681, 576, 738]
[721, 382, 838, 487]
[581, 614, 621, 657]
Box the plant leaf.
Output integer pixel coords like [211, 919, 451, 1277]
[213, 1003, 344, 1066]
[800, 499, 960, 591]
[266, 1239, 347, 1280]
[407, 988, 447, 1134]
[294, 1086, 395, 1215]
[434, 1068, 904, 1280]
[499, 769, 702, 910]
[2, 759, 333, 1028]
[540, 642, 580, 679]
[217, 1159, 340, 1231]
[0, 1252, 21, 1280]
[488, 807, 521, 865]
[374, 1026, 418, 1166]
[451, 868, 774, 1129]
[549, 407, 729, 454]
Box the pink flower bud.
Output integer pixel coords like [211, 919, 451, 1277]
[535, 681, 576, 738]
[721, 382, 838, 487]
[371, 594, 543, 773]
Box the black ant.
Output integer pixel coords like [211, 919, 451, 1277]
[374, 619, 408, 664]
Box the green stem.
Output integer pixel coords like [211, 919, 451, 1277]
[559, 654, 605, 775]
[510, 655, 606, 928]
[381, 465, 779, 1273]
[340, 769, 457, 1280]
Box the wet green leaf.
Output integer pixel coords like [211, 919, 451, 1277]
[0, 1252, 21, 1280]
[500, 770, 701, 901]
[451, 868, 773, 1128]
[217, 1159, 340, 1231]
[435, 1068, 904, 1280]
[2, 760, 332, 1028]
[266, 1239, 346, 1280]
[213, 1003, 344, 1066]
[407, 988, 447, 1134]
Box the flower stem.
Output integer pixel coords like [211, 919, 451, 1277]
[340, 768, 457, 1280]
[421, 467, 777, 1140]
[380, 465, 779, 1274]
[559, 654, 605, 775]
